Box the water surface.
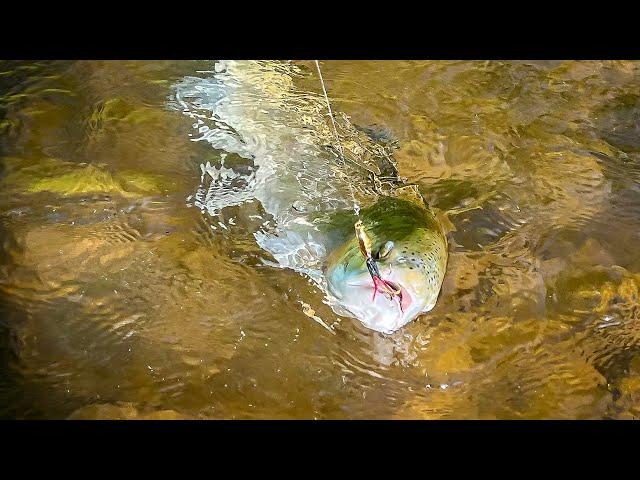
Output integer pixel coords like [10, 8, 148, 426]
[1, 60, 640, 419]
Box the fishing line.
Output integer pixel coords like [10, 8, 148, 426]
[315, 61, 403, 308]
[314, 60, 361, 217]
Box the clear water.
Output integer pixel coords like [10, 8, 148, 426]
[1, 60, 639, 419]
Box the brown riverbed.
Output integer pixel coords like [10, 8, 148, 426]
[1, 60, 640, 419]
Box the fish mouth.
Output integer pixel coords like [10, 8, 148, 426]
[346, 273, 413, 313]
[328, 264, 424, 334]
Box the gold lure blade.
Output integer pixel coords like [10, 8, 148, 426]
[355, 220, 373, 260]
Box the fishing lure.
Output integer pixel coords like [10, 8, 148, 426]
[354, 221, 403, 308]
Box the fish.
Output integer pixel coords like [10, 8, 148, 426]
[170, 60, 448, 334]
[326, 189, 448, 334]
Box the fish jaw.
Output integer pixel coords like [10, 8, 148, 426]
[327, 267, 435, 334]
[370, 275, 412, 313]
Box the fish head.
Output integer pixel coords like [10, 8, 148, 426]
[325, 204, 447, 334]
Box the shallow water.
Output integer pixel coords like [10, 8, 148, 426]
[1, 60, 640, 419]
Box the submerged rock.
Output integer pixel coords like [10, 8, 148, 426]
[68, 402, 194, 420]
[28, 165, 129, 196]
[397, 315, 609, 419]
[608, 355, 640, 419]
[0, 156, 178, 198]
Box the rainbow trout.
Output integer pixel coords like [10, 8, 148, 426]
[326, 191, 447, 333]
[171, 60, 448, 334]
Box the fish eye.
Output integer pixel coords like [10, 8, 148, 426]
[376, 241, 394, 260]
